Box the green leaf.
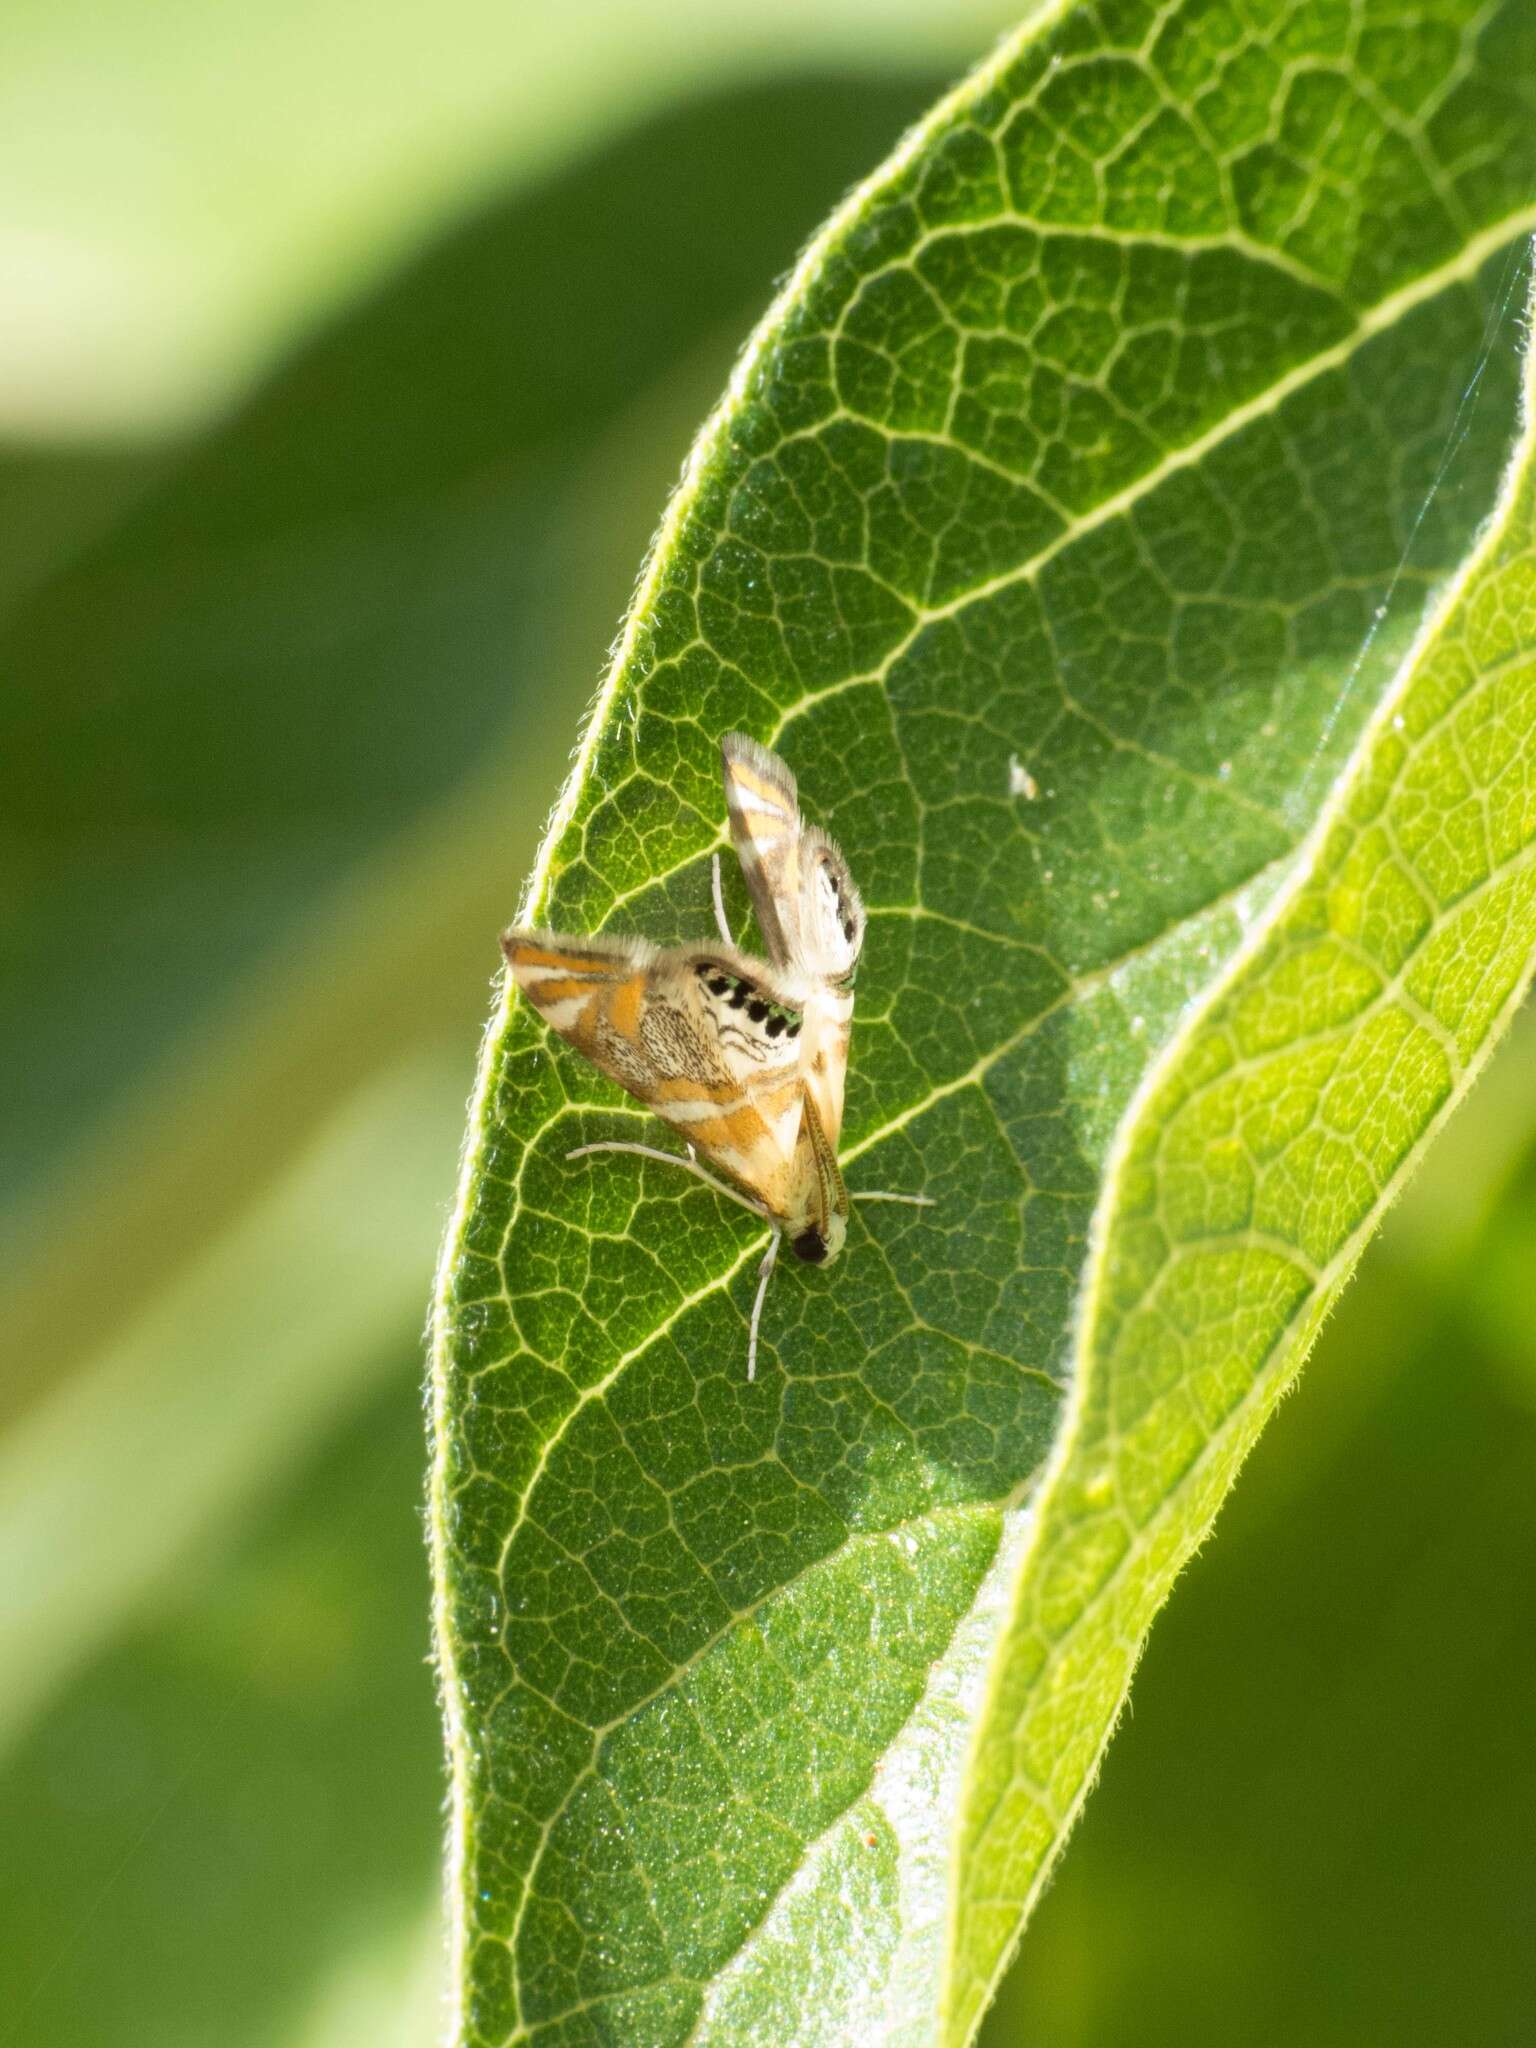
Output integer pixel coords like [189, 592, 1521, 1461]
[948, 279, 1536, 2041]
[981, 1008, 1536, 2042]
[430, 4, 1536, 2040]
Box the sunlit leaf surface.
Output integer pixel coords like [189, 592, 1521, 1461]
[980, 1011, 1536, 2045]
[949, 262, 1536, 2043]
[430, 3, 1536, 2039]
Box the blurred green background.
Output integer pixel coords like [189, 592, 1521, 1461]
[1, 5, 1531, 2044]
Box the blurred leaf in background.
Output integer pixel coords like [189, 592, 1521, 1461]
[1, 2, 1533, 2044]
[0, 5, 1019, 2042]
[0, 0, 1021, 436]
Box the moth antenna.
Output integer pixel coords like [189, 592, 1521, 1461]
[710, 852, 733, 948]
[566, 1140, 768, 1221]
[850, 1190, 936, 1206]
[747, 1227, 781, 1381]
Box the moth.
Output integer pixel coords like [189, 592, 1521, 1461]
[502, 732, 929, 1376]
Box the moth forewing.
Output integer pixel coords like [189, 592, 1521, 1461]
[720, 730, 803, 968]
[501, 929, 657, 1054]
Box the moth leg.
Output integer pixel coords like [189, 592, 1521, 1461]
[565, 1139, 767, 1221]
[710, 852, 733, 948]
[746, 1226, 781, 1382]
[850, 1189, 936, 1206]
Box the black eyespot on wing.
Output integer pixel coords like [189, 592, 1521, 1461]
[787, 1018, 802, 1037]
[766, 1013, 785, 1037]
[729, 985, 747, 1008]
[747, 999, 769, 1022]
[708, 976, 730, 995]
[791, 1227, 828, 1264]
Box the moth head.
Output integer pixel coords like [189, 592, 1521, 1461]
[790, 1209, 846, 1266]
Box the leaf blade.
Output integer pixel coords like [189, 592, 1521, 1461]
[430, 5, 1536, 2040]
[948, 268, 1536, 2034]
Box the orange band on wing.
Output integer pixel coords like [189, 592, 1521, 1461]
[747, 1078, 801, 1120]
[722, 1104, 771, 1151]
[650, 1075, 736, 1105]
[527, 975, 606, 1006]
[506, 940, 617, 974]
[605, 973, 645, 1039]
[731, 762, 789, 810]
[684, 1104, 770, 1153]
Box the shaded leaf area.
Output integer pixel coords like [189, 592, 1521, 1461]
[432, 3, 1536, 2040]
[953, 267, 1536, 2032]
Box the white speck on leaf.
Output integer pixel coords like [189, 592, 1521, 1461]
[1009, 753, 1039, 800]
